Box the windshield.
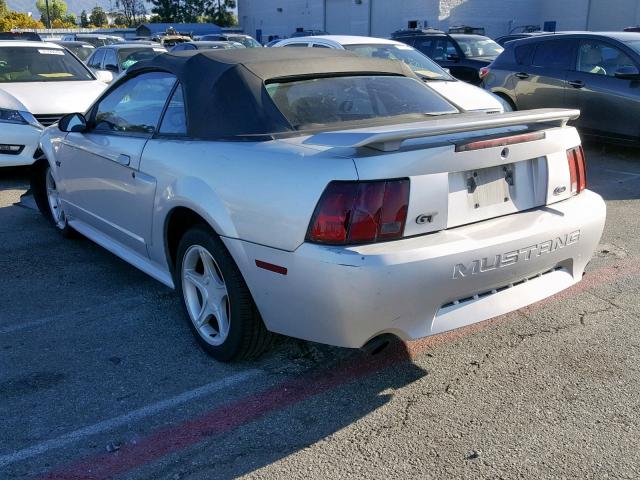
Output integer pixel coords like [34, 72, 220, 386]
[343, 43, 452, 80]
[81, 37, 120, 47]
[454, 37, 504, 58]
[266, 75, 458, 129]
[0, 47, 94, 82]
[229, 36, 261, 48]
[68, 45, 94, 61]
[118, 48, 166, 70]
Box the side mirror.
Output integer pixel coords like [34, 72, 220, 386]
[615, 65, 640, 79]
[94, 69, 114, 83]
[104, 63, 119, 73]
[446, 53, 460, 62]
[59, 113, 87, 133]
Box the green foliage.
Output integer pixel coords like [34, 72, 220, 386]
[208, 0, 236, 27]
[146, 0, 237, 26]
[35, 0, 68, 27]
[0, 11, 45, 29]
[0, 0, 8, 18]
[89, 6, 108, 27]
[147, 0, 178, 23]
[79, 9, 89, 28]
[116, 0, 146, 26]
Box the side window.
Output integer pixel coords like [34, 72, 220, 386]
[312, 43, 331, 48]
[283, 43, 309, 47]
[431, 39, 453, 61]
[159, 84, 187, 135]
[577, 41, 637, 77]
[92, 72, 176, 135]
[88, 49, 105, 68]
[446, 40, 459, 57]
[514, 43, 535, 66]
[532, 40, 574, 69]
[103, 49, 118, 71]
[414, 38, 434, 56]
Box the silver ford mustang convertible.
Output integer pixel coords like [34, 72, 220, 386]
[32, 49, 606, 361]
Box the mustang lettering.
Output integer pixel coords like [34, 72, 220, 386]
[453, 230, 581, 279]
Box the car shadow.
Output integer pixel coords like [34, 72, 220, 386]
[125, 337, 429, 480]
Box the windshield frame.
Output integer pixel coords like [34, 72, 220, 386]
[0, 46, 96, 83]
[343, 43, 454, 81]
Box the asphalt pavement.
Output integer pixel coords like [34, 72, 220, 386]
[1, 143, 639, 479]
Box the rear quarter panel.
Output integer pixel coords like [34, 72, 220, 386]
[139, 138, 358, 267]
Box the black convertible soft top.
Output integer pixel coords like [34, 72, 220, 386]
[127, 48, 418, 140]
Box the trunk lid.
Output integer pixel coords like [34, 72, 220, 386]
[303, 109, 581, 237]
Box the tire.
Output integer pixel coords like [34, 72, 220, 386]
[175, 225, 273, 361]
[32, 161, 76, 238]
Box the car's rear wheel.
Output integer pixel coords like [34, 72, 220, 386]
[33, 162, 75, 237]
[175, 225, 272, 361]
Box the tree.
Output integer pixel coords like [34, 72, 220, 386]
[208, 0, 236, 27]
[147, 0, 178, 23]
[51, 17, 76, 28]
[113, 12, 127, 26]
[36, 0, 68, 27]
[0, 0, 8, 18]
[116, 0, 146, 26]
[0, 11, 45, 29]
[79, 10, 89, 27]
[89, 6, 108, 27]
[181, 0, 208, 23]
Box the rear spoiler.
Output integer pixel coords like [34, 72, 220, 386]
[303, 108, 580, 152]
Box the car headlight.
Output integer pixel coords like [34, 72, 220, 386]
[0, 108, 41, 128]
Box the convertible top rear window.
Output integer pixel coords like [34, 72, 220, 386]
[266, 75, 458, 129]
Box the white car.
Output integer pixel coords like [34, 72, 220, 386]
[0, 41, 107, 167]
[274, 35, 510, 112]
[33, 49, 605, 361]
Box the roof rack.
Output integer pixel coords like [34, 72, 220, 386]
[390, 28, 444, 37]
[448, 25, 486, 35]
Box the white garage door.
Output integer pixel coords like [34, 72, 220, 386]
[325, 0, 370, 35]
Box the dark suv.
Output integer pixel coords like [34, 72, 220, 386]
[391, 29, 504, 84]
[482, 32, 640, 144]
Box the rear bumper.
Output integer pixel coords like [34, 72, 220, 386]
[0, 123, 40, 167]
[224, 190, 606, 348]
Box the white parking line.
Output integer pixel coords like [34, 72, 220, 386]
[0, 369, 262, 468]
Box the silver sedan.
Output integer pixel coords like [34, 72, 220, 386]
[32, 48, 606, 361]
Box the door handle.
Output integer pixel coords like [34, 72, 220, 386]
[567, 80, 585, 88]
[55, 160, 61, 167]
[116, 154, 131, 166]
[515, 72, 529, 79]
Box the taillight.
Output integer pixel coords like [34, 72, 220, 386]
[567, 146, 587, 194]
[479, 66, 490, 80]
[307, 179, 410, 245]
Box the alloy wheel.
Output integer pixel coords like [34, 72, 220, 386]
[181, 245, 231, 346]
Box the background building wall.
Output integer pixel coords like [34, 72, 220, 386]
[238, 0, 640, 41]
